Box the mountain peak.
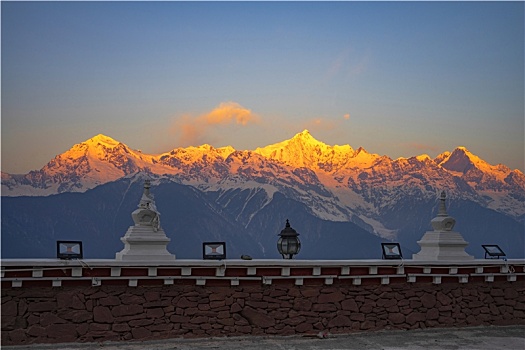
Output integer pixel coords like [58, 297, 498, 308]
[453, 146, 474, 157]
[287, 129, 324, 147]
[438, 147, 479, 173]
[416, 154, 431, 162]
[294, 129, 327, 144]
[2, 131, 524, 225]
[293, 129, 313, 139]
[253, 130, 354, 171]
[292, 129, 338, 149]
[439, 146, 507, 178]
[85, 134, 121, 148]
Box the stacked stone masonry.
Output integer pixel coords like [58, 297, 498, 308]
[2, 280, 524, 345]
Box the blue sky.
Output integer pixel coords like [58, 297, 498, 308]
[2, 1, 524, 173]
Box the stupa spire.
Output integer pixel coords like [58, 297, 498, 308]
[431, 191, 456, 231]
[132, 179, 160, 231]
[437, 191, 448, 216]
[413, 190, 472, 261]
[116, 179, 175, 261]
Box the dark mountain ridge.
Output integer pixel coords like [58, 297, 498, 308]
[2, 131, 524, 259]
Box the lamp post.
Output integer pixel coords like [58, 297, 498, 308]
[277, 219, 301, 259]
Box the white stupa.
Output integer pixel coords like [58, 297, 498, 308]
[412, 191, 474, 261]
[115, 180, 175, 261]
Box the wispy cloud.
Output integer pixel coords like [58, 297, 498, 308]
[205, 101, 257, 126]
[325, 48, 370, 82]
[171, 101, 259, 147]
[170, 104, 352, 150]
[326, 49, 351, 80]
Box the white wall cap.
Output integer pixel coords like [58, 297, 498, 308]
[1, 258, 523, 268]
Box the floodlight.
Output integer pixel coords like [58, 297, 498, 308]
[482, 245, 506, 259]
[203, 242, 226, 260]
[57, 241, 83, 260]
[381, 243, 403, 260]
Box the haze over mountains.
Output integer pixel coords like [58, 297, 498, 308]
[2, 130, 524, 259]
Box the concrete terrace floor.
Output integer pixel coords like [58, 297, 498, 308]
[3, 325, 525, 350]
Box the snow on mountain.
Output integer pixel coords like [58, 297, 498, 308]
[2, 130, 524, 240]
[254, 129, 356, 172]
[1, 136, 236, 195]
[2, 134, 165, 195]
[436, 146, 525, 217]
[439, 146, 512, 184]
[208, 149, 351, 224]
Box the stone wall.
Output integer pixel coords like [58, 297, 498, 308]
[2, 280, 524, 345]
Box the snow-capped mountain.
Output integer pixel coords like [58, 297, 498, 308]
[2, 130, 524, 259]
[3, 130, 525, 223]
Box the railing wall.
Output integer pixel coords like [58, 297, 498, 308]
[2, 259, 524, 345]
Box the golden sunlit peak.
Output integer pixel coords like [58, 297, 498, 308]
[452, 146, 477, 159]
[86, 134, 120, 148]
[290, 129, 342, 150]
[194, 144, 214, 150]
[292, 129, 318, 142]
[294, 129, 313, 138]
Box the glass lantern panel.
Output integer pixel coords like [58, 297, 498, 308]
[277, 237, 285, 254]
[287, 240, 299, 254]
